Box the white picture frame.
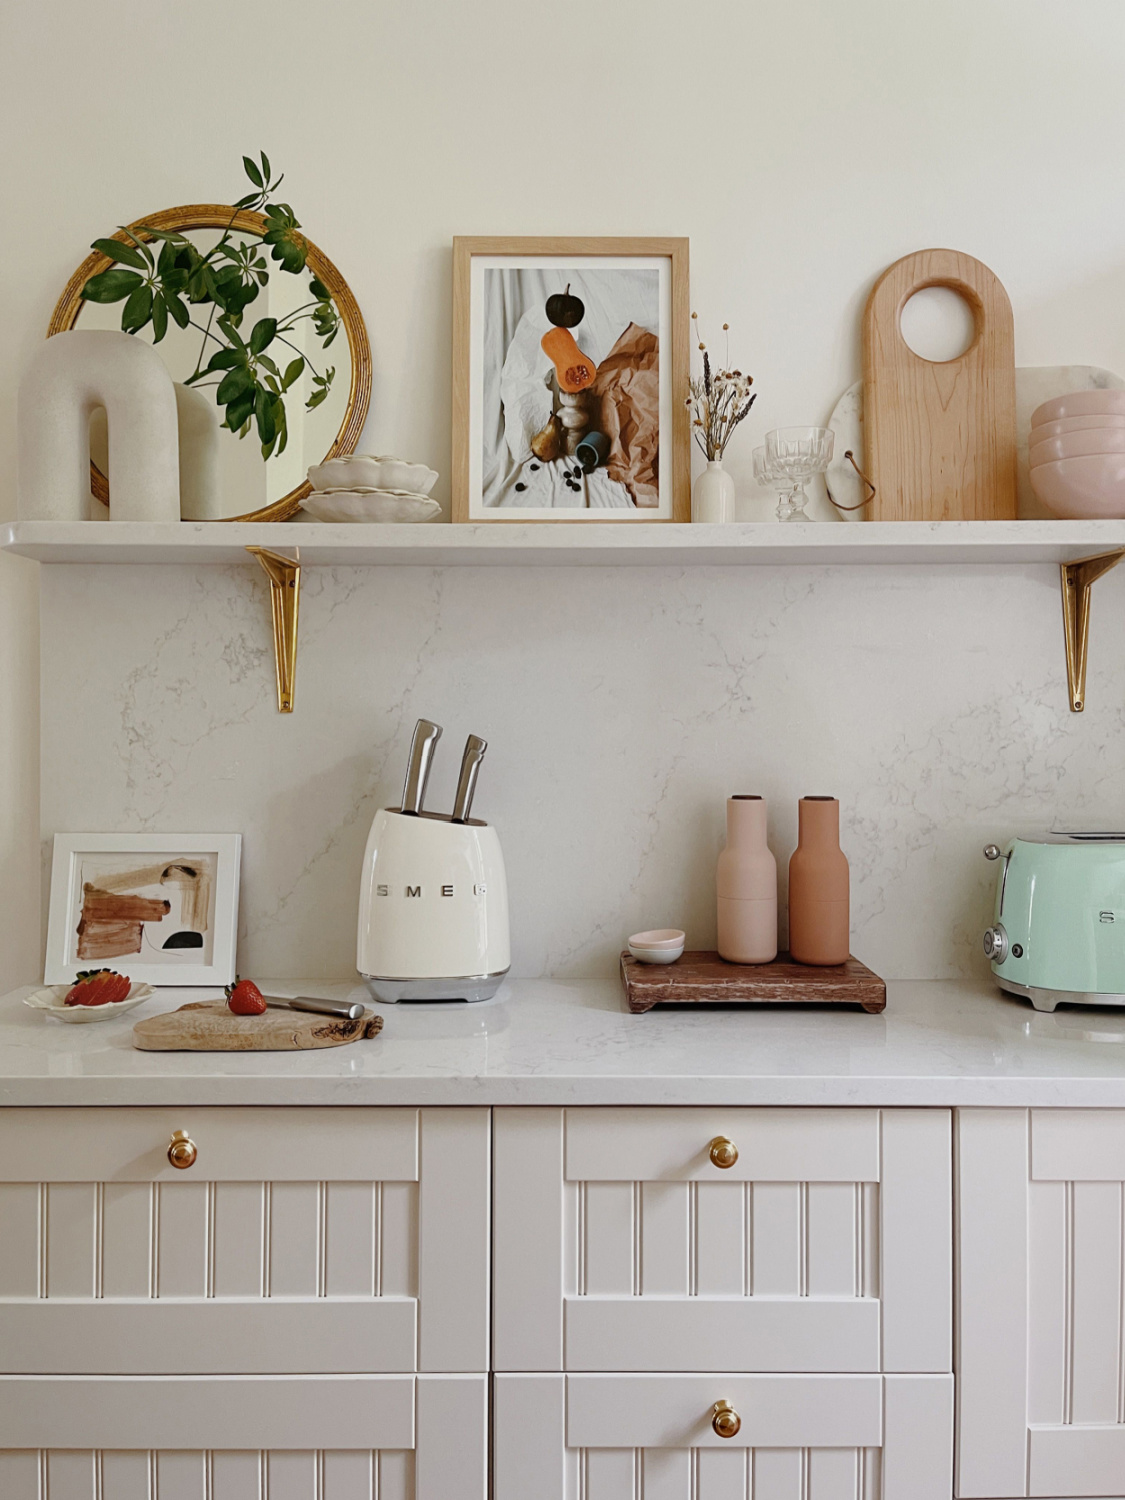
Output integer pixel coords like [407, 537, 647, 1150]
[45, 833, 242, 987]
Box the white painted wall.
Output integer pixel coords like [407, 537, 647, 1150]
[5, 0, 1125, 983]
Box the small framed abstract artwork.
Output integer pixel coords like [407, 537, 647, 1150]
[45, 833, 241, 986]
[452, 236, 690, 521]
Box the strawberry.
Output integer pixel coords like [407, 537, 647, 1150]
[225, 976, 266, 1016]
[64, 969, 131, 1007]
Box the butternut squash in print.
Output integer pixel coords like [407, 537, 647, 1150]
[541, 326, 597, 392]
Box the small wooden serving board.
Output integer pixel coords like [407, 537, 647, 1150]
[133, 1001, 384, 1052]
[620, 951, 886, 1014]
[863, 247, 1017, 522]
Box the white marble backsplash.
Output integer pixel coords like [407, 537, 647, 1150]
[39, 561, 1125, 983]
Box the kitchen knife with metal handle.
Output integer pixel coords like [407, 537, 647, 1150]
[265, 996, 366, 1021]
[451, 735, 488, 822]
[400, 718, 442, 815]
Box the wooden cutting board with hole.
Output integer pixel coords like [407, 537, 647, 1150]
[862, 248, 1017, 521]
[133, 1001, 384, 1051]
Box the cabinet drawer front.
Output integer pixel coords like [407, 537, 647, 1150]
[0, 1374, 486, 1500]
[566, 1108, 880, 1183]
[496, 1108, 951, 1374]
[567, 1373, 883, 1449]
[0, 1107, 489, 1374]
[0, 1108, 419, 1183]
[494, 1373, 953, 1500]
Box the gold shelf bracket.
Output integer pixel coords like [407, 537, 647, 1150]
[246, 546, 301, 712]
[1060, 549, 1125, 712]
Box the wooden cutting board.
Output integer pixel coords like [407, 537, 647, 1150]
[862, 248, 1017, 521]
[620, 951, 885, 1014]
[133, 1001, 384, 1052]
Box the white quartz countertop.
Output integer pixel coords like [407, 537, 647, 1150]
[3, 976, 1125, 1106]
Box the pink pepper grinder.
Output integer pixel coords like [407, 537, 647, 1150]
[716, 795, 778, 964]
[788, 796, 850, 965]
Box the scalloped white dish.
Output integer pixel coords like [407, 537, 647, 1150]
[24, 982, 156, 1023]
[308, 455, 439, 496]
[302, 491, 442, 524]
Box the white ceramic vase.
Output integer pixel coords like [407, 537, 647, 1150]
[18, 330, 180, 523]
[692, 460, 736, 523]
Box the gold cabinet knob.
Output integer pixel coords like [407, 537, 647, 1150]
[708, 1135, 738, 1169]
[712, 1400, 741, 1439]
[168, 1130, 197, 1170]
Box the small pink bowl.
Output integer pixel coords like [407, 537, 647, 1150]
[628, 928, 686, 964]
[629, 929, 685, 947]
[1032, 390, 1125, 426]
[1030, 454, 1125, 519]
[1030, 430, 1125, 467]
[1030, 414, 1125, 441]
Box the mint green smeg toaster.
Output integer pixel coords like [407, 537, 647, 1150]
[983, 833, 1125, 1012]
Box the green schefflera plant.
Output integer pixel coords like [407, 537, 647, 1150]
[80, 152, 337, 459]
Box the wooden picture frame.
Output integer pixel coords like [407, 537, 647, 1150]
[452, 237, 690, 522]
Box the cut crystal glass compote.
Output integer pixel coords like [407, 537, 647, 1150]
[763, 426, 835, 522]
[753, 444, 801, 523]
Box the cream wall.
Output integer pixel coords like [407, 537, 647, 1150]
[5, 1, 1125, 985]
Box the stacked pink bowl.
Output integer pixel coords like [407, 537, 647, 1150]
[1029, 391, 1125, 518]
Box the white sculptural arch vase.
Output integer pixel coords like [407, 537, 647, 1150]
[18, 330, 180, 522]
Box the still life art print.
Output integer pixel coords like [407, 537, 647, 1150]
[45, 833, 241, 985]
[453, 238, 689, 521]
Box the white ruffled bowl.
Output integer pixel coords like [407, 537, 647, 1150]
[302, 491, 442, 524]
[308, 455, 439, 496]
[24, 981, 156, 1023]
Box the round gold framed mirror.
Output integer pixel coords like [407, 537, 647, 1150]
[49, 204, 371, 522]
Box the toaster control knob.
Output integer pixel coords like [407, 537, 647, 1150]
[983, 924, 1009, 963]
[983, 845, 1002, 861]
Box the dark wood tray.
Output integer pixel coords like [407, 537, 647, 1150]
[620, 950, 886, 1014]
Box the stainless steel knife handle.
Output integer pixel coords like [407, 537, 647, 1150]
[401, 719, 442, 815]
[265, 996, 366, 1021]
[452, 735, 488, 823]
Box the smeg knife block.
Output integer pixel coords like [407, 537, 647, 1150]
[357, 810, 510, 1002]
[356, 718, 510, 1003]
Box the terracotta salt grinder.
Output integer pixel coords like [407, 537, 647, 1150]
[717, 795, 778, 964]
[788, 796, 850, 965]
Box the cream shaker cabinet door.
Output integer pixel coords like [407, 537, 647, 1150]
[494, 1108, 951, 1374]
[0, 1373, 486, 1500]
[0, 1107, 490, 1374]
[494, 1372, 953, 1500]
[959, 1109, 1125, 1498]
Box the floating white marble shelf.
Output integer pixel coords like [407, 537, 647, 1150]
[5, 518, 1125, 566]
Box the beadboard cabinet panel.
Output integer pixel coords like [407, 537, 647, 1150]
[0, 1446, 419, 1500]
[494, 1108, 951, 1374]
[0, 1107, 489, 1374]
[958, 1107, 1125, 1498]
[0, 1375, 485, 1500]
[493, 1373, 952, 1500]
